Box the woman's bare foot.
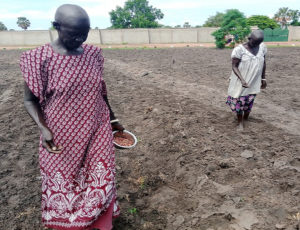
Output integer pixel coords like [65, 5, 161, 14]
[237, 122, 244, 131]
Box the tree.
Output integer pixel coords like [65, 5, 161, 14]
[183, 22, 191, 28]
[212, 9, 251, 49]
[174, 25, 181, 28]
[17, 17, 31, 30]
[161, 25, 172, 28]
[290, 10, 300, 26]
[274, 7, 293, 29]
[0, 21, 8, 31]
[247, 15, 279, 30]
[109, 0, 163, 28]
[203, 12, 224, 27]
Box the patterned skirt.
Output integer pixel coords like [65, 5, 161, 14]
[226, 94, 256, 114]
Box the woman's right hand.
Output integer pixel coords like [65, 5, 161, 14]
[241, 80, 250, 88]
[41, 127, 63, 154]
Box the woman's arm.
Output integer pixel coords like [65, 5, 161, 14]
[24, 83, 62, 153]
[103, 95, 124, 132]
[261, 57, 267, 89]
[232, 58, 249, 88]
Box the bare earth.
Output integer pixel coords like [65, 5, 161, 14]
[0, 47, 299, 230]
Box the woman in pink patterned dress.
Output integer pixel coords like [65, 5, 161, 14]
[20, 4, 123, 230]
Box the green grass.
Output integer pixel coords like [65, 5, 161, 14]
[266, 44, 300, 48]
[102, 47, 158, 50]
[128, 208, 137, 215]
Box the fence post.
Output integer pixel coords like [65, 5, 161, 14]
[98, 29, 103, 44]
[121, 29, 124, 44]
[49, 30, 53, 43]
[148, 29, 151, 44]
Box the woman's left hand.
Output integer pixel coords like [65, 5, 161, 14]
[112, 122, 125, 132]
[261, 80, 267, 89]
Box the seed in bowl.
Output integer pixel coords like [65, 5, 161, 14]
[114, 132, 134, 147]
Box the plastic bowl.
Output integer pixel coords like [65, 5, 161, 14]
[112, 130, 137, 149]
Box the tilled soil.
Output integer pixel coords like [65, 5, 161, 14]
[0, 47, 299, 230]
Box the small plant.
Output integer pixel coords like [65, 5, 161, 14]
[137, 176, 146, 189]
[129, 207, 137, 215]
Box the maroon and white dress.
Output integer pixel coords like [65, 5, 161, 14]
[20, 44, 119, 230]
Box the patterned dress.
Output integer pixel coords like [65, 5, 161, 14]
[20, 44, 119, 230]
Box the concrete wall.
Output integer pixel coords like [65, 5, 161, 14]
[288, 26, 300, 41]
[0, 30, 51, 46]
[123, 29, 149, 44]
[100, 29, 123, 44]
[1, 27, 299, 46]
[197, 27, 218, 42]
[173, 29, 198, 43]
[149, 29, 173, 43]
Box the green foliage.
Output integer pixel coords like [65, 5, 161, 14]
[203, 12, 224, 27]
[17, 17, 30, 30]
[129, 208, 137, 214]
[183, 22, 191, 28]
[174, 25, 181, 28]
[0, 21, 7, 31]
[161, 25, 172, 28]
[272, 7, 300, 27]
[212, 9, 251, 49]
[49, 23, 55, 30]
[290, 10, 300, 26]
[247, 15, 279, 30]
[109, 0, 164, 28]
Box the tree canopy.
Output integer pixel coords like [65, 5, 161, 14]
[247, 15, 279, 30]
[17, 17, 31, 30]
[183, 22, 191, 28]
[290, 9, 300, 26]
[109, 0, 164, 28]
[203, 12, 224, 27]
[0, 22, 8, 31]
[273, 7, 300, 28]
[212, 9, 251, 49]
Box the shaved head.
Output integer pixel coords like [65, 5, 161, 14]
[52, 4, 90, 51]
[248, 30, 264, 47]
[250, 30, 264, 41]
[55, 4, 90, 28]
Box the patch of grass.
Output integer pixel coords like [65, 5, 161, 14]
[266, 45, 300, 48]
[137, 176, 146, 189]
[102, 47, 159, 50]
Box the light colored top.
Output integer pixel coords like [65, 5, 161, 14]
[227, 43, 267, 98]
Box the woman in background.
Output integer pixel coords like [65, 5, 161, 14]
[226, 30, 267, 130]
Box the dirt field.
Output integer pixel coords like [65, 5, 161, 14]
[0, 47, 299, 230]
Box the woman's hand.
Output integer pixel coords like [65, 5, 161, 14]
[261, 80, 267, 89]
[111, 122, 125, 132]
[41, 127, 63, 154]
[241, 80, 250, 88]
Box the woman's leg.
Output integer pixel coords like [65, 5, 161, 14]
[243, 94, 255, 125]
[237, 111, 244, 130]
[244, 111, 250, 120]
